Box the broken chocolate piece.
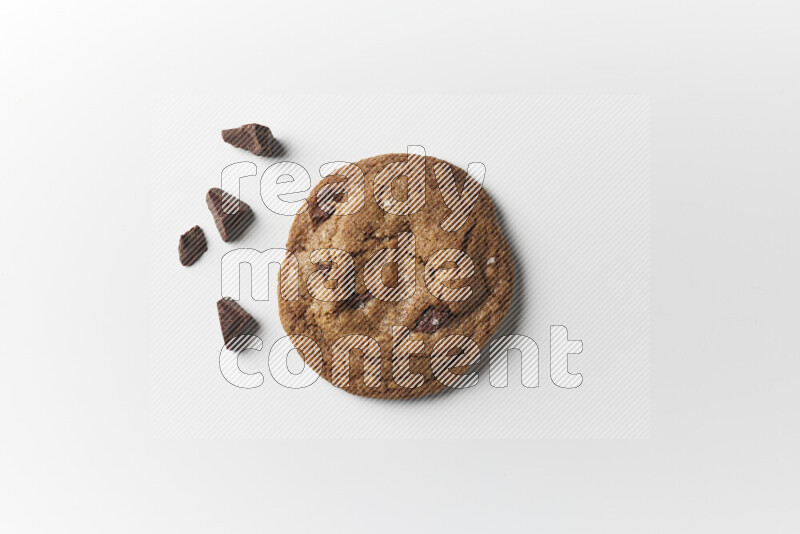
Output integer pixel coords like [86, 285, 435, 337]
[179, 225, 207, 266]
[413, 306, 453, 334]
[315, 261, 332, 271]
[206, 188, 255, 242]
[221, 123, 276, 156]
[217, 297, 258, 350]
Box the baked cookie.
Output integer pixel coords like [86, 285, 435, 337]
[278, 154, 513, 399]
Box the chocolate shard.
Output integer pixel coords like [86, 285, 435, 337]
[217, 298, 258, 350]
[413, 306, 453, 334]
[221, 123, 276, 156]
[206, 188, 254, 242]
[179, 225, 207, 266]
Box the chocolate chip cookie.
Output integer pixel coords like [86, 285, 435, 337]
[278, 153, 514, 399]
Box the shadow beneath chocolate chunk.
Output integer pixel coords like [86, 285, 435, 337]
[225, 209, 256, 242]
[226, 317, 261, 352]
[269, 138, 288, 158]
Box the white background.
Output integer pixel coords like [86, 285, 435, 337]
[151, 94, 649, 439]
[2, 0, 799, 532]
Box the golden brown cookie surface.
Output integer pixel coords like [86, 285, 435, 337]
[278, 154, 514, 398]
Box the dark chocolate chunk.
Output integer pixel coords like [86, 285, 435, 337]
[206, 188, 254, 242]
[217, 298, 258, 350]
[309, 202, 331, 227]
[221, 123, 276, 156]
[340, 291, 372, 310]
[413, 306, 453, 334]
[315, 261, 332, 271]
[308, 189, 345, 227]
[179, 225, 207, 266]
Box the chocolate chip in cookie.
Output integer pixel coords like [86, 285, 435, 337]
[309, 189, 346, 227]
[309, 203, 331, 227]
[413, 306, 453, 334]
[341, 291, 373, 310]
